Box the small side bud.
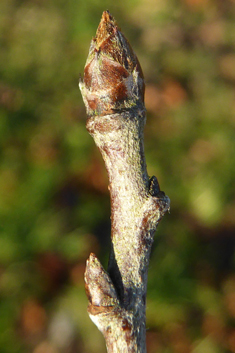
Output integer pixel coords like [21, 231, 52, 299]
[84, 253, 119, 315]
[148, 175, 161, 197]
[79, 11, 145, 117]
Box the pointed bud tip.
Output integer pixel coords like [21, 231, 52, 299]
[101, 10, 115, 24]
[95, 10, 118, 48]
[80, 11, 145, 117]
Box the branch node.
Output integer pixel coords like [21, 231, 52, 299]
[84, 253, 119, 314]
[80, 11, 170, 352]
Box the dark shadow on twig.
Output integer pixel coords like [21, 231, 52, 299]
[108, 243, 125, 304]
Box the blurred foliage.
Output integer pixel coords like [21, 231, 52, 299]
[0, 0, 235, 352]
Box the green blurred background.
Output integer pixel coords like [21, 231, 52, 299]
[0, 0, 235, 352]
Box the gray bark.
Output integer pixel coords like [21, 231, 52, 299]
[79, 11, 170, 352]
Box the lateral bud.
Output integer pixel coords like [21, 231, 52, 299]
[84, 253, 119, 314]
[79, 10, 145, 117]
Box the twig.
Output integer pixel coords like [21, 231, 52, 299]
[79, 10, 170, 352]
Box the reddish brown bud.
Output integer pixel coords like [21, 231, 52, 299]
[79, 11, 145, 117]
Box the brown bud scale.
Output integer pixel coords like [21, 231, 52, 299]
[79, 10, 170, 353]
[79, 11, 145, 117]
